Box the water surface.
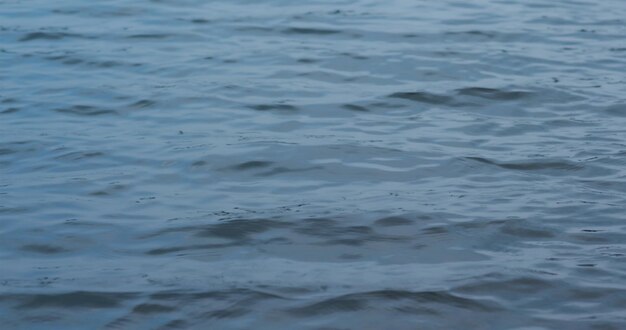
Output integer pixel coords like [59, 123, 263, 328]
[2, 0, 626, 329]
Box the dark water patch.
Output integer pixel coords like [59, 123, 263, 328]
[342, 104, 369, 112]
[1, 107, 19, 114]
[21, 244, 69, 254]
[445, 30, 495, 38]
[63, 58, 84, 65]
[545, 118, 594, 128]
[132, 303, 175, 314]
[0, 141, 47, 157]
[443, 30, 551, 43]
[290, 290, 498, 316]
[127, 33, 172, 39]
[368, 101, 406, 109]
[0, 148, 14, 156]
[89, 184, 127, 197]
[283, 27, 340, 35]
[388, 91, 454, 105]
[421, 226, 448, 235]
[19, 32, 82, 42]
[105, 316, 135, 329]
[456, 277, 552, 294]
[15, 292, 136, 309]
[456, 87, 532, 101]
[297, 58, 318, 63]
[256, 166, 322, 177]
[50, 8, 81, 15]
[190, 18, 211, 24]
[249, 104, 298, 112]
[604, 104, 626, 117]
[54, 151, 104, 161]
[0, 206, 30, 214]
[45, 54, 138, 69]
[322, 238, 367, 246]
[340, 52, 368, 60]
[143, 214, 424, 257]
[149, 288, 287, 302]
[146, 242, 236, 255]
[191, 160, 208, 167]
[295, 221, 371, 238]
[389, 87, 559, 110]
[500, 221, 555, 239]
[454, 219, 508, 230]
[290, 295, 365, 315]
[55, 105, 117, 116]
[453, 218, 556, 241]
[465, 157, 583, 172]
[568, 232, 614, 244]
[294, 219, 411, 245]
[129, 99, 156, 109]
[374, 216, 414, 227]
[207, 307, 249, 319]
[158, 319, 187, 329]
[230, 161, 274, 171]
[100, 61, 141, 68]
[158, 219, 293, 240]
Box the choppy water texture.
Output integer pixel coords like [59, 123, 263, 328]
[2, 0, 626, 329]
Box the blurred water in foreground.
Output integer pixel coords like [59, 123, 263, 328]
[2, 0, 626, 329]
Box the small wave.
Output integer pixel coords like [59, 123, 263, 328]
[12, 292, 136, 309]
[283, 27, 341, 35]
[55, 105, 117, 116]
[249, 104, 299, 112]
[290, 290, 499, 316]
[342, 104, 370, 112]
[388, 91, 454, 105]
[126, 33, 172, 39]
[465, 157, 583, 171]
[19, 32, 82, 42]
[456, 87, 532, 100]
[229, 161, 274, 170]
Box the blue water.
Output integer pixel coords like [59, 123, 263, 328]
[2, 0, 626, 329]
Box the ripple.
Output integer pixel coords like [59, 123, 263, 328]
[388, 91, 454, 105]
[19, 32, 82, 42]
[342, 104, 369, 112]
[604, 104, 626, 117]
[374, 216, 414, 227]
[249, 104, 299, 112]
[291, 290, 500, 316]
[456, 87, 532, 101]
[20, 244, 69, 254]
[13, 292, 136, 309]
[55, 105, 117, 116]
[465, 157, 583, 171]
[127, 33, 172, 39]
[282, 27, 341, 35]
[1, 107, 20, 114]
[230, 161, 274, 170]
